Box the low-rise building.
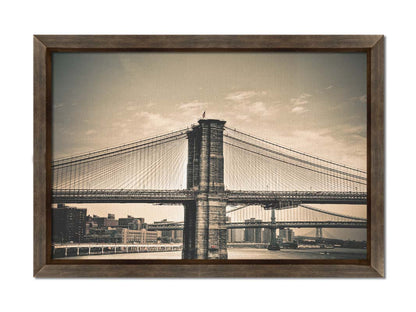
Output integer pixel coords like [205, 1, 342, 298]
[84, 227, 122, 243]
[121, 229, 158, 244]
[119, 215, 144, 230]
[154, 219, 183, 243]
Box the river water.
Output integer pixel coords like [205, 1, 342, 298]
[71, 248, 366, 260]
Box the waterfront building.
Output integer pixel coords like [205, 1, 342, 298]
[91, 214, 119, 228]
[119, 215, 144, 230]
[261, 228, 271, 243]
[84, 227, 122, 243]
[104, 215, 118, 228]
[172, 230, 183, 243]
[279, 228, 295, 242]
[52, 204, 87, 243]
[92, 215, 106, 228]
[154, 219, 182, 243]
[227, 229, 244, 243]
[244, 218, 262, 243]
[121, 228, 158, 244]
[84, 228, 158, 244]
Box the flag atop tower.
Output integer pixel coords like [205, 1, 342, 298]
[202, 111, 206, 119]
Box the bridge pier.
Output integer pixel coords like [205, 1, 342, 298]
[183, 202, 196, 259]
[194, 194, 227, 259]
[316, 227, 323, 239]
[182, 119, 228, 259]
[268, 207, 280, 251]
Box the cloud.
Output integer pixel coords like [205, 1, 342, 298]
[53, 103, 64, 109]
[248, 101, 268, 115]
[291, 106, 308, 114]
[277, 129, 366, 170]
[290, 93, 312, 106]
[177, 100, 206, 110]
[85, 129, 97, 135]
[222, 91, 272, 119]
[225, 91, 265, 102]
[226, 100, 272, 119]
[135, 111, 182, 130]
[325, 85, 334, 89]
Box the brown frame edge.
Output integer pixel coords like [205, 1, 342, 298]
[34, 35, 384, 278]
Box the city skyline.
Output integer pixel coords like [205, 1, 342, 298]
[52, 204, 366, 244]
[51, 203, 366, 241]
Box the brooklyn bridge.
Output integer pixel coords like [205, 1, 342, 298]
[52, 119, 367, 259]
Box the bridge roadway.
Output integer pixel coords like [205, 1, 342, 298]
[52, 243, 182, 257]
[53, 243, 182, 250]
[147, 220, 366, 231]
[52, 189, 367, 205]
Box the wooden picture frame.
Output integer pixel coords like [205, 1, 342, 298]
[34, 35, 384, 277]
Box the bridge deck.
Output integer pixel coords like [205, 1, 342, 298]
[147, 221, 366, 231]
[52, 189, 367, 205]
[226, 191, 367, 205]
[52, 189, 195, 204]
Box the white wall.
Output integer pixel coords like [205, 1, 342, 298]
[1, 1, 414, 311]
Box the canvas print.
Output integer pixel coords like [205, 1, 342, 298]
[51, 52, 367, 260]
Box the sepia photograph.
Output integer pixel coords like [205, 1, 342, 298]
[51, 51, 368, 260]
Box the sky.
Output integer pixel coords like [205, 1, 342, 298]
[52, 52, 367, 240]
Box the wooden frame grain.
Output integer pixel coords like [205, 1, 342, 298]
[34, 35, 384, 277]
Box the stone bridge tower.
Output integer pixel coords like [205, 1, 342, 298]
[182, 119, 227, 259]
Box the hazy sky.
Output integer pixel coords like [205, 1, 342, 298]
[52, 52, 367, 240]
